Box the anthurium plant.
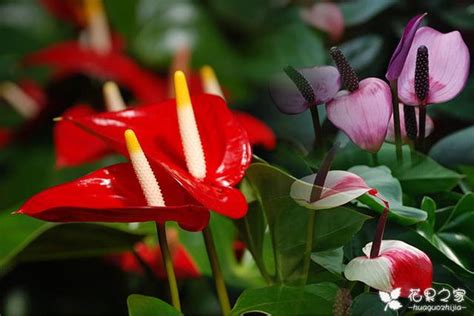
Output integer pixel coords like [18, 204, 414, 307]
[0, 1, 473, 315]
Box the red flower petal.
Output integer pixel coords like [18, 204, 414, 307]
[24, 41, 166, 103]
[233, 111, 276, 150]
[17, 162, 210, 231]
[40, 0, 85, 26]
[65, 95, 251, 218]
[54, 104, 111, 167]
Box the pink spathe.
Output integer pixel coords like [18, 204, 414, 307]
[398, 27, 470, 105]
[326, 78, 392, 153]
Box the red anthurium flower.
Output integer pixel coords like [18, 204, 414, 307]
[54, 104, 111, 167]
[54, 82, 128, 167]
[24, 41, 165, 103]
[345, 240, 433, 297]
[326, 48, 392, 153]
[199, 66, 276, 150]
[398, 27, 469, 106]
[61, 76, 251, 218]
[16, 132, 210, 231]
[386, 103, 434, 144]
[107, 229, 200, 279]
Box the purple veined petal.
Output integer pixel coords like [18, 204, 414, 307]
[326, 78, 392, 153]
[385, 103, 434, 143]
[344, 240, 433, 298]
[386, 13, 426, 81]
[290, 170, 371, 210]
[269, 66, 341, 115]
[398, 27, 470, 105]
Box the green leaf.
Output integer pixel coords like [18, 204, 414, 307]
[231, 282, 339, 316]
[311, 247, 344, 275]
[350, 165, 428, 225]
[333, 143, 462, 194]
[430, 79, 474, 121]
[340, 0, 397, 26]
[104, 0, 138, 40]
[350, 293, 397, 316]
[245, 163, 370, 284]
[246, 21, 326, 82]
[127, 294, 182, 316]
[339, 35, 383, 71]
[441, 7, 474, 30]
[430, 126, 474, 168]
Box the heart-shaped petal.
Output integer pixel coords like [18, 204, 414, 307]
[24, 41, 166, 103]
[54, 104, 111, 167]
[326, 78, 392, 152]
[385, 103, 434, 144]
[270, 66, 341, 114]
[386, 14, 426, 81]
[398, 27, 470, 105]
[16, 162, 210, 231]
[64, 95, 251, 218]
[345, 240, 432, 297]
[290, 170, 371, 210]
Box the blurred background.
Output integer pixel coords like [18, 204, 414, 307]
[0, 0, 473, 315]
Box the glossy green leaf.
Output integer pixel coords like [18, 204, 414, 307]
[350, 293, 397, 316]
[245, 163, 370, 284]
[333, 143, 461, 194]
[311, 247, 344, 275]
[340, 0, 397, 26]
[231, 282, 339, 316]
[350, 165, 428, 225]
[430, 126, 474, 168]
[339, 35, 383, 71]
[127, 294, 182, 316]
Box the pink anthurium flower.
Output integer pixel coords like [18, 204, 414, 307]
[344, 240, 433, 297]
[326, 48, 392, 153]
[300, 2, 344, 42]
[398, 27, 470, 106]
[290, 170, 375, 210]
[386, 14, 426, 81]
[386, 103, 434, 144]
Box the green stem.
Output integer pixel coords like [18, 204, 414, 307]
[302, 210, 316, 284]
[371, 153, 379, 166]
[390, 81, 403, 163]
[156, 223, 181, 311]
[310, 106, 324, 153]
[364, 284, 370, 293]
[202, 226, 231, 316]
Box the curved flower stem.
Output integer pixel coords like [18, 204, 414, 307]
[369, 202, 390, 258]
[417, 104, 427, 153]
[390, 80, 403, 163]
[302, 210, 316, 284]
[156, 223, 181, 311]
[310, 106, 324, 153]
[202, 226, 231, 316]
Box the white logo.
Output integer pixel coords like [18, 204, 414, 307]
[379, 288, 403, 311]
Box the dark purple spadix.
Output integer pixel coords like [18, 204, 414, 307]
[414, 45, 429, 102]
[329, 47, 359, 92]
[269, 65, 341, 114]
[386, 13, 426, 81]
[403, 105, 417, 142]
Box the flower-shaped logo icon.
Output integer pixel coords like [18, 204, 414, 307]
[379, 288, 403, 311]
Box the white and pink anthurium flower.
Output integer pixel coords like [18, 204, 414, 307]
[386, 103, 434, 144]
[290, 170, 376, 210]
[398, 27, 470, 106]
[344, 240, 433, 297]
